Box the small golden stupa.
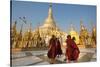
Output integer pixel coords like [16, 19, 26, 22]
[69, 24, 79, 45]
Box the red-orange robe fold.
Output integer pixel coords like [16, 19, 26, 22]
[72, 40, 80, 60]
[47, 38, 57, 59]
[66, 38, 73, 60]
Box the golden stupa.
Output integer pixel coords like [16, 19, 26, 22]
[33, 4, 66, 39]
[31, 4, 67, 47]
[69, 24, 79, 44]
[41, 4, 56, 29]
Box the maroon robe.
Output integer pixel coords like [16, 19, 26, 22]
[66, 36, 80, 61]
[47, 38, 57, 59]
[56, 39, 62, 55]
[71, 40, 80, 60]
[66, 38, 73, 60]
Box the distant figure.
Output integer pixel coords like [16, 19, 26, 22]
[71, 37, 80, 62]
[66, 35, 80, 63]
[39, 37, 42, 47]
[47, 35, 57, 64]
[56, 38, 63, 58]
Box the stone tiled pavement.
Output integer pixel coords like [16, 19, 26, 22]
[11, 48, 96, 66]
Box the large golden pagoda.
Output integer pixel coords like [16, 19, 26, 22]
[32, 4, 67, 47]
[33, 4, 66, 39]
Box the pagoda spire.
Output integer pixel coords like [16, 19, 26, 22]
[80, 19, 85, 30]
[12, 21, 17, 35]
[42, 3, 56, 28]
[48, 3, 53, 18]
[12, 21, 17, 30]
[70, 23, 74, 31]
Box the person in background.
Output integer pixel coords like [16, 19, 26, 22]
[56, 38, 63, 58]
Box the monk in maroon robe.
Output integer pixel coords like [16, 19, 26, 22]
[66, 35, 73, 63]
[71, 37, 80, 62]
[47, 35, 57, 64]
[56, 38, 62, 57]
[66, 35, 80, 63]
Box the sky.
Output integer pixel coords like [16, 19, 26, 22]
[11, 1, 96, 34]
